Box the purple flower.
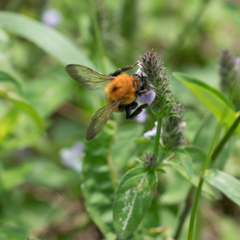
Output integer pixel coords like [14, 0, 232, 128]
[138, 90, 156, 106]
[136, 109, 148, 123]
[41, 9, 62, 27]
[59, 142, 84, 172]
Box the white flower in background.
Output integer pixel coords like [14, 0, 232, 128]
[135, 62, 147, 77]
[41, 9, 62, 27]
[59, 142, 84, 172]
[143, 121, 157, 137]
[136, 109, 149, 123]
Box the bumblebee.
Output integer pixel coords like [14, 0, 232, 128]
[65, 62, 154, 140]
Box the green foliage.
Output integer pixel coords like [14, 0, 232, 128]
[162, 160, 219, 199]
[0, 163, 31, 191]
[0, 226, 29, 240]
[0, 12, 93, 66]
[112, 123, 144, 171]
[0, 71, 44, 130]
[173, 72, 237, 129]
[113, 167, 157, 239]
[193, 113, 232, 170]
[0, 1, 240, 240]
[204, 169, 240, 206]
[82, 121, 117, 235]
[175, 148, 193, 179]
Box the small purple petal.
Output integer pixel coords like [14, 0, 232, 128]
[41, 9, 62, 27]
[138, 90, 156, 105]
[136, 109, 148, 123]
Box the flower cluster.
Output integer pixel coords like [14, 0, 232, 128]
[138, 50, 176, 118]
[161, 102, 186, 151]
[219, 49, 240, 110]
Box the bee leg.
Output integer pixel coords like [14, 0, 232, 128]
[129, 101, 138, 109]
[126, 103, 148, 119]
[125, 102, 138, 119]
[110, 62, 139, 76]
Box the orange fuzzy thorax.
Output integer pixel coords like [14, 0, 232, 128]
[105, 74, 140, 112]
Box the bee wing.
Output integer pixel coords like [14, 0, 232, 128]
[65, 64, 115, 91]
[86, 99, 124, 140]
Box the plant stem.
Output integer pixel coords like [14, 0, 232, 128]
[187, 178, 204, 240]
[174, 188, 195, 240]
[154, 117, 162, 158]
[187, 118, 221, 240]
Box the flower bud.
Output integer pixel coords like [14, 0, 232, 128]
[143, 152, 157, 170]
[139, 50, 176, 118]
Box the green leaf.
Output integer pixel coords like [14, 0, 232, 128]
[113, 167, 157, 239]
[224, 3, 240, 34]
[0, 163, 31, 191]
[27, 159, 73, 189]
[112, 124, 144, 170]
[0, 88, 44, 130]
[82, 121, 117, 235]
[193, 113, 218, 153]
[0, 107, 19, 144]
[173, 72, 236, 129]
[0, 71, 22, 91]
[192, 113, 232, 170]
[175, 148, 193, 179]
[162, 162, 219, 199]
[0, 226, 29, 240]
[184, 146, 206, 175]
[25, 75, 73, 118]
[0, 12, 93, 67]
[204, 169, 240, 206]
[213, 139, 232, 170]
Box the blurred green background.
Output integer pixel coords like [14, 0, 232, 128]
[0, 0, 240, 239]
